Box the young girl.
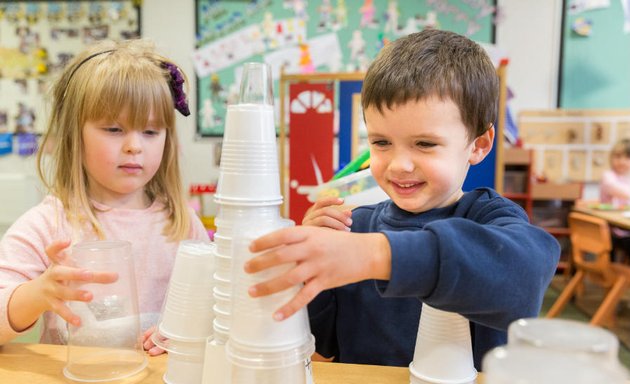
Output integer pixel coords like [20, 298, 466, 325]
[601, 138, 630, 208]
[0, 40, 209, 353]
[600, 138, 630, 260]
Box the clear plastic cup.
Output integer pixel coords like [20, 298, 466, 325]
[64, 240, 147, 382]
[229, 219, 312, 349]
[483, 346, 629, 384]
[508, 318, 619, 363]
[238, 62, 273, 106]
[409, 304, 477, 384]
[157, 240, 215, 342]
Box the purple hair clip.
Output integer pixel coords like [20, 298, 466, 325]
[162, 62, 190, 117]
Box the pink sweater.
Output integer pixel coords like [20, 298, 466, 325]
[0, 196, 209, 345]
[600, 169, 630, 208]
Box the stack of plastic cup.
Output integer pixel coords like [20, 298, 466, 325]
[202, 61, 295, 384]
[226, 220, 315, 384]
[151, 240, 216, 384]
[409, 303, 477, 384]
[210, 62, 283, 347]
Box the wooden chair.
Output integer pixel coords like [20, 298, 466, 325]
[546, 212, 630, 327]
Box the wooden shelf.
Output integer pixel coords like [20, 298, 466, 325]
[501, 148, 581, 273]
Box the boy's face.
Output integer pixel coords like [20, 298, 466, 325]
[365, 97, 492, 213]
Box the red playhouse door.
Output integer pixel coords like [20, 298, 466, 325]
[288, 82, 335, 223]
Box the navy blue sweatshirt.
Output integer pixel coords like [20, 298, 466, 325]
[307, 188, 560, 370]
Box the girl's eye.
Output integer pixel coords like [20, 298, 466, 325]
[103, 127, 122, 133]
[143, 129, 160, 136]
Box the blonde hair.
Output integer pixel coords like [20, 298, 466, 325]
[37, 39, 191, 241]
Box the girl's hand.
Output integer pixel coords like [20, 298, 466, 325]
[142, 326, 166, 356]
[34, 240, 119, 326]
[302, 197, 352, 231]
[246, 226, 391, 321]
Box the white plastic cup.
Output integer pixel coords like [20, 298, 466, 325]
[64, 240, 147, 382]
[483, 346, 629, 384]
[164, 350, 205, 384]
[238, 62, 273, 106]
[409, 304, 477, 384]
[508, 318, 619, 364]
[229, 219, 311, 348]
[215, 103, 282, 203]
[202, 337, 232, 384]
[158, 241, 215, 341]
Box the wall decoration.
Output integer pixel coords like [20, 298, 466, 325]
[194, 0, 497, 137]
[0, 1, 141, 139]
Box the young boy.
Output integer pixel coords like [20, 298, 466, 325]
[245, 29, 560, 370]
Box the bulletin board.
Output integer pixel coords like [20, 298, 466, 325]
[559, 0, 630, 109]
[0, 1, 141, 143]
[194, 0, 497, 137]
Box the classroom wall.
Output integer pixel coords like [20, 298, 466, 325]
[0, 0, 566, 212]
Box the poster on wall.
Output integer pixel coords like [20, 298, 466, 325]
[0, 1, 141, 145]
[194, 0, 497, 137]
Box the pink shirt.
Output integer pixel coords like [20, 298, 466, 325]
[0, 195, 209, 345]
[600, 169, 630, 208]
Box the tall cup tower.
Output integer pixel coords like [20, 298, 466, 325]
[204, 63, 314, 384]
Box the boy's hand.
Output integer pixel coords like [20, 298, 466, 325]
[246, 226, 391, 321]
[142, 326, 166, 356]
[33, 240, 119, 327]
[302, 197, 352, 231]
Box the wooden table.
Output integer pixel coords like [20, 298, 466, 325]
[572, 206, 630, 231]
[0, 343, 438, 384]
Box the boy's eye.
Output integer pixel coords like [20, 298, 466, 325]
[371, 139, 390, 147]
[416, 141, 436, 148]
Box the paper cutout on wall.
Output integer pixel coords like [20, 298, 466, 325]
[16, 133, 37, 156]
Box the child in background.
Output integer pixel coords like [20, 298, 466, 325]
[600, 138, 630, 208]
[0, 40, 209, 354]
[245, 29, 560, 370]
[600, 138, 630, 260]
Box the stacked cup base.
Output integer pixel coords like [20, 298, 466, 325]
[409, 304, 477, 384]
[153, 241, 215, 383]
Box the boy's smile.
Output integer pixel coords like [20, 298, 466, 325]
[365, 96, 492, 213]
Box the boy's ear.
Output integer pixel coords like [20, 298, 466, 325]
[468, 124, 495, 165]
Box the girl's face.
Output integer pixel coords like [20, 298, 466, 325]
[365, 97, 493, 213]
[611, 152, 630, 175]
[82, 109, 166, 208]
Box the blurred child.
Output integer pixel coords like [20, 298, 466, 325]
[600, 138, 630, 208]
[245, 29, 560, 370]
[0, 40, 209, 354]
[600, 138, 630, 260]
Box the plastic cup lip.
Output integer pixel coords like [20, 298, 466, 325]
[409, 362, 478, 384]
[508, 318, 618, 354]
[152, 326, 208, 352]
[63, 352, 148, 383]
[226, 334, 315, 369]
[214, 196, 283, 206]
[73, 240, 132, 251]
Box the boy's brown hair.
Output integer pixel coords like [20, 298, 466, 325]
[362, 29, 499, 142]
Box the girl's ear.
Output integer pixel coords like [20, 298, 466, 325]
[469, 124, 495, 165]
